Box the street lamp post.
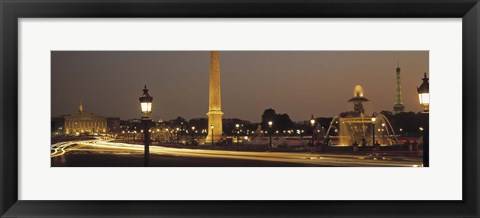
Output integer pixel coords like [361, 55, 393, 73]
[371, 117, 376, 147]
[139, 85, 153, 167]
[417, 72, 429, 167]
[191, 126, 195, 144]
[210, 124, 214, 147]
[235, 124, 240, 146]
[268, 121, 273, 149]
[180, 122, 184, 143]
[381, 123, 386, 143]
[176, 128, 180, 144]
[310, 114, 315, 146]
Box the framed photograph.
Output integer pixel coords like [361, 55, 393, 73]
[50, 50, 429, 168]
[1, 0, 479, 217]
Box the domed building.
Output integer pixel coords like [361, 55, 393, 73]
[65, 101, 107, 135]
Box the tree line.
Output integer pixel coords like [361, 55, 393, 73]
[157, 108, 427, 137]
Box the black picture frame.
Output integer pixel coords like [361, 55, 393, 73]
[1, 0, 479, 217]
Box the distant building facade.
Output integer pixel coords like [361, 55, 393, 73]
[64, 101, 107, 135]
[151, 122, 173, 142]
[107, 117, 121, 134]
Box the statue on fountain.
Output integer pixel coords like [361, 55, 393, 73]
[325, 85, 399, 147]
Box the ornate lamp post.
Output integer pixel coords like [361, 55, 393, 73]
[210, 124, 214, 146]
[310, 114, 315, 146]
[417, 72, 429, 167]
[371, 117, 376, 147]
[139, 85, 153, 167]
[418, 73, 430, 113]
[268, 121, 273, 149]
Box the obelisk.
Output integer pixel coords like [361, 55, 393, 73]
[205, 51, 223, 143]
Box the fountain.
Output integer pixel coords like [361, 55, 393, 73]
[325, 85, 398, 147]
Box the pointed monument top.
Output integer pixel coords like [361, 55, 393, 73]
[423, 72, 428, 81]
[79, 100, 84, 112]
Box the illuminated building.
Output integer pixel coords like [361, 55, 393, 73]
[64, 101, 107, 135]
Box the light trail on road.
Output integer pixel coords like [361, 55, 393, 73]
[50, 138, 102, 157]
[50, 139, 423, 167]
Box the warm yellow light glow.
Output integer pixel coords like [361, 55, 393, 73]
[417, 73, 429, 112]
[141, 102, 152, 114]
[268, 121, 273, 127]
[371, 117, 376, 122]
[418, 93, 430, 107]
[354, 85, 364, 97]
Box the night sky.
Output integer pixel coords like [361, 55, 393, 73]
[51, 51, 428, 122]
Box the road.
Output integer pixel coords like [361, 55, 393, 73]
[51, 139, 423, 167]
